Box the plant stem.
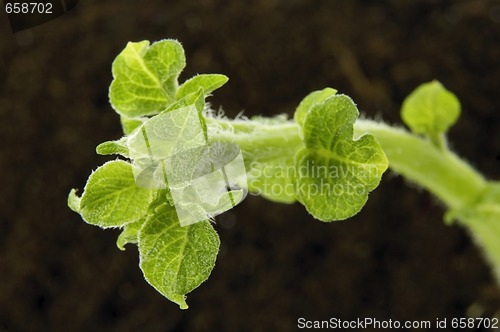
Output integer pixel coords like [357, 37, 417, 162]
[208, 116, 487, 209]
[352, 120, 487, 209]
[206, 117, 304, 162]
[208, 116, 500, 282]
[355, 121, 500, 284]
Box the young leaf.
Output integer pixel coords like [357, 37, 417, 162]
[109, 40, 186, 117]
[138, 200, 220, 309]
[126, 98, 207, 162]
[177, 74, 229, 100]
[116, 218, 144, 250]
[294, 88, 337, 128]
[120, 116, 146, 135]
[78, 160, 154, 228]
[173, 187, 245, 226]
[295, 95, 388, 221]
[96, 137, 129, 157]
[401, 80, 461, 144]
[67, 189, 81, 213]
[170, 88, 208, 141]
[164, 87, 205, 115]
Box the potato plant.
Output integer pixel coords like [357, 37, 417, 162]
[68, 40, 500, 309]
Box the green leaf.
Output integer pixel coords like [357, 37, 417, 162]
[177, 74, 228, 100]
[109, 40, 186, 117]
[116, 218, 145, 250]
[67, 188, 81, 213]
[173, 186, 245, 226]
[78, 160, 154, 228]
[295, 95, 388, 221]
[163, 141, 247, 225]
[138, 200, 220, 309]
[96, 137, 129, 156]
[401, 80, 461, 142]
[294, 88, 337, 128]
[126, 92, 207, 162]
[165, 88, 205, 115]
[121, 116, 146, 135]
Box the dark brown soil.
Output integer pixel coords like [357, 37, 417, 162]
[1, 1, 500, 331]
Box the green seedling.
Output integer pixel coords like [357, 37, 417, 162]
[69, 40, 500, 309]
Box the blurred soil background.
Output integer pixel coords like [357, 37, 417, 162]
[1, 0, 500, 331]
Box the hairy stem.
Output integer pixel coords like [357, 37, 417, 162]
[208, 116, 500, 282]
[206, 117, 303, 164]
[354, 121, 500, 284]
[208, 116, 487, 208]
[352, 120, 487, 209]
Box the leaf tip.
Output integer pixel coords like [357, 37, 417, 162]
[169, 293, 189, 309]
[96, 138, 129, 156]
[68, 189, 81, 213]
[116, 237, 127, 251]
